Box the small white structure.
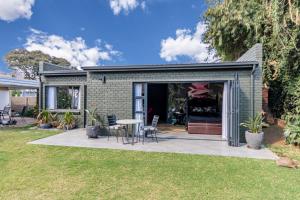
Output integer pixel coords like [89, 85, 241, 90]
[0, 77, 39, 110]
[0, 89, 9, 110]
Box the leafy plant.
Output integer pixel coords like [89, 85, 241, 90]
[85, 109, 97, 126]
[24, 108, 34, 117]
[5, 49, 70, 80]
[37, 110, 53, 124]
[57, 87, 72, 109]
[241, 113, 267, 133]
[32, 105, 39, 118]
[284, 115, 300, 145]
[85, 108, 106, 127]
[95, 113, 106, 128]
[204, 0, 300, 119]
[11, 90, 21, 97]
[50, 113, 60, 128]
[60, 111, 76, 130]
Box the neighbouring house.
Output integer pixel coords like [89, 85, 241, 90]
[0, 77, 39, 112]
[10, 68, 38, 98]
[39, 44, 262, 146]
[0, 70, 38, 114]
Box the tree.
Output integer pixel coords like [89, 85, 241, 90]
[204, 0, 300, 118]
[4, 49, 71, 80]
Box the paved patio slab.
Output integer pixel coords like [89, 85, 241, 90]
[29, 128, 278, 160]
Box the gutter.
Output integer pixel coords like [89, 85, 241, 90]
[39, 76, 42, 112]
[40, 71, 87, 76]
[83, 64, 255, 73]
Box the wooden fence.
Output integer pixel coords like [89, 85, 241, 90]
[11, 97, 37, 112]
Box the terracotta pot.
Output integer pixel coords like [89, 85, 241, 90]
[245, 131, 264, 149]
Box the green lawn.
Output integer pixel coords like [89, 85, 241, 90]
[0, 127, 299, 200]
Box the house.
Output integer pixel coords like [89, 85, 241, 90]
[0, 77, 39, 111]
[39, 44, 262, 147]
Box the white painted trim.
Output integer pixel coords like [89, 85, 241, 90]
[222, 82, 228, 140]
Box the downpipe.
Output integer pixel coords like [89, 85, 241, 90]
[250, 64, 258, 118]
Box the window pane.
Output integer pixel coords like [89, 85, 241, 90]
[46, 87, 57, 109]
[57, 86, 72, 109]
[71, 87, 80, 109]
[45, 86, 80, 110]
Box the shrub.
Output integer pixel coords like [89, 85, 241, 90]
[24, 108, 34, 117]
[37, 110, 52, 124]
[284, 115, 300, 146]
[60, 112, 76, 130]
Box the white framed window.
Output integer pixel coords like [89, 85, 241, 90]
[46, 86, 80, 110]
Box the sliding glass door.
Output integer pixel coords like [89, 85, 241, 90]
[227, 73, 240, 147]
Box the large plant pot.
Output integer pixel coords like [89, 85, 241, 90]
[86, 126, 99, 138]
[39, 123, 52, 129]
[245, 131, 264, 149]
[97, 127, 109, 136]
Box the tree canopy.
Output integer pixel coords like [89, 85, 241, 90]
[204, 0, 300, 118]
[4, 49, 71, 80]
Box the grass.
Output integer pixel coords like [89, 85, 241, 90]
[270, 145, 300, 161]
[263, 125, 300, 161]
[1, 127, 300, 199]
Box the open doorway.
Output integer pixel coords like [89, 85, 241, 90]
[146, 82, 224, 135]
[147, 84, 168, 124]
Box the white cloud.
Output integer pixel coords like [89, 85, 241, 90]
[25, 28, 121, 67]
[109, 0, 145, 15]
[160, 22, 216, 63]
[140, 1, 146, 10]
[0, 0, 35, 22]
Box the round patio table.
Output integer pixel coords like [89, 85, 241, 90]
[116, 119, 143, 145]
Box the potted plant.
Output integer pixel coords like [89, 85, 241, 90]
[37, 110, 53, 129]
[85, 108, 99, 138]
[95, 112, 107, 136]
[241, 113, 267, 149]
[60, 111, 76, 130]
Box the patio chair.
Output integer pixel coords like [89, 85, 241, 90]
[0, 105, 11, 120]
[13, 106, 27, 123]
[141, 115, 159, 144]
[107, 114, 125, 143]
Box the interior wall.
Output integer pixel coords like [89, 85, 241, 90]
[147, 84, 168, 123]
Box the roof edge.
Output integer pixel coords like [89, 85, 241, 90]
[81, 61, 258, 72]
[40, 70, 87, 76]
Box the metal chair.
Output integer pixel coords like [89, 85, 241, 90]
[107, 114, 124, 142]
[13, 106, 27, 122]
[0, 105, 11, 120]
[141, 115, 159, 144]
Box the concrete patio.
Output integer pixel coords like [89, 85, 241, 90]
[29, 128, 278, 160]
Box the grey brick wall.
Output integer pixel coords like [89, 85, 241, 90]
[41, 75, 87, 127]
[87, 68, 261, 141]
[237, 43, 263, 115]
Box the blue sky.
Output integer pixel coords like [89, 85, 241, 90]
[0, 0, 211, 72]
